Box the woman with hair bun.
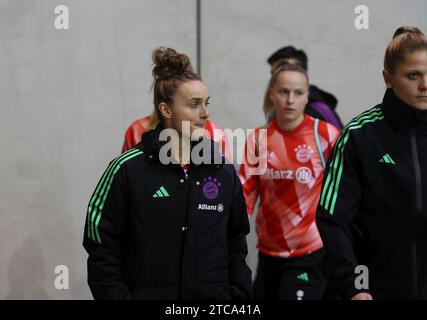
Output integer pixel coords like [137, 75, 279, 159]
[83, 47, 253, 300]
[120, 50, 231, 159]
[317, 26, 427, 300]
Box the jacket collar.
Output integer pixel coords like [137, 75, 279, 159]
[137, 123, 226, 167]
[381, 88, 427, 131]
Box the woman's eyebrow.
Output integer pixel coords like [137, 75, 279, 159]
[187, 97, 202, 102]
[278, 86, 305, 90]
[402, 70, 423, 76]
[187, 96, 210, 102]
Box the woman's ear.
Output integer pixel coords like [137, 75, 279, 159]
[158, 102, 172, 120]
[383, 69, 393, 89]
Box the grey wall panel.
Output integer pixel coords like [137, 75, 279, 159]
[0, 0, 196, 299]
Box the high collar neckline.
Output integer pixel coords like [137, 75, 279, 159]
[382, 89, 427, 130]
[140, 123, 225, 166]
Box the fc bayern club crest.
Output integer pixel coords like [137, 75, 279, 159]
[294, 144, 314, 163]
[202, 177, 221, 200]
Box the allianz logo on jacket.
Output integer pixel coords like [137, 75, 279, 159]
[198, 203, 224, 213]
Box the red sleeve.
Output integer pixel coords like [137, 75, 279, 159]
[121, 118, 150, 153]
[238, 129, 262, 217]
[324, 123, 341, 159]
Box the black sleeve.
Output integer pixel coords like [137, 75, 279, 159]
[83, 160, 132, 300]
[316, 131, 370, 300]
[226, 168, 254, 300]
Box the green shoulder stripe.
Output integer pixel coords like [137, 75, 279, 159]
[320, 107, 384, 215]
[87, 148, 143, 243]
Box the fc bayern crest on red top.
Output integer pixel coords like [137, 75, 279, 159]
[294, 145, 314, 163]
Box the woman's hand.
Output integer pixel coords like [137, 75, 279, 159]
[351, 292, 373, 300]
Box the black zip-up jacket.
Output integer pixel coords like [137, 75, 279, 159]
[316, 89, 427, 299]
[83, 125, 253, 300]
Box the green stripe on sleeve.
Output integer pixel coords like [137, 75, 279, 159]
[320, 108, 381, 207]
[320, 107, 384, 215]
[87, 149, 139, 240]
[93, 150, 143, 244]
[86, 149, 143, 243]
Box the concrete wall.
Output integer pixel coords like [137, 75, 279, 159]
[1, 0, 426, 299]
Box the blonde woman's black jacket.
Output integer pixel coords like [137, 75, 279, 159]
[83, 125, 253, 300]
[317, 89, 427, 299]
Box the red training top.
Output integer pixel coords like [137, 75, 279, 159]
[239, 116, 340, 258]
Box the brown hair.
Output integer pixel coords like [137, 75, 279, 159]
[263, 62, 309, 123]
[150, 47, 201, 127]
[270, 58, 305, 72]
[384, 26, 427, 73]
